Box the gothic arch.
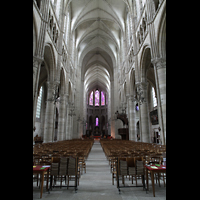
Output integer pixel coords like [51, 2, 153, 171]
[119, 91, 121, 106]
[140, 45, 151, 82]
[59, 68, 67, 94]
[68, 81, 73, 102]
[157, 5, 166, 59]
[130, 68, 136, 96]
[124, 82, 127, 103]
[44, 43, 56, 82]
[33, 13, 38, 56]
[33, 22, 37, 56]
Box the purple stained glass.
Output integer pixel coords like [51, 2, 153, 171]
[101, 91, 105, 106]
[89, 91, 93, 105]
[95, 90, 99, 106]
[96, 117, 98, 126]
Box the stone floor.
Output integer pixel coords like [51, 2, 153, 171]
[33, 140, 166, 199]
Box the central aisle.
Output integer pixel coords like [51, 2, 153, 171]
[77, 140, 122, 200]
[33, 140, 166, 199]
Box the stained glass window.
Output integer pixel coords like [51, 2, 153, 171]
[96, 117, 99, 126]
[89, 91, 93, 105]
[95, 90, 99, 106]
[101, 91, 105, 106]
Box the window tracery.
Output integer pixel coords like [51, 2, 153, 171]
[89, 91, 93, 105]
[95, 90, 99, 106]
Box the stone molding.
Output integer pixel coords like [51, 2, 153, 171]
[151, 57, 166, 70]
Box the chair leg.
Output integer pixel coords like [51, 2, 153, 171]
[122, 175, 125, 185]
[135, 175, 137, 186]
[163, 173, 166, 187]
[37, 174, 39, 186]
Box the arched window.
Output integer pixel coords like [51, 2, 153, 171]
[95, 90, 99, 106]
[96, 117, 99, 126]
[152, 87, 157, 107]
[36, 86, 43, 118]
[101, 91, 105, 106]
[89, 91, 93, 105]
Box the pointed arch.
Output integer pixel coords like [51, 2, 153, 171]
[140, 45, 151, 83]
[68, 81, 72, 102]
[33, 14, 38, 56]
[44, 43, 56, 82]
[130, 68, 136, 96]
[60, 67, 67, 94]
[157, 3, 166, 59]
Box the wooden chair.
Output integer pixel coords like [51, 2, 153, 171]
[134, 156, 143, 186]
[118, 158, 127, 185]
[111, 156, 118, 185]
[77, 152, 86, 175]
[50, 157, 60, 188]
[126, 157, 136, 184]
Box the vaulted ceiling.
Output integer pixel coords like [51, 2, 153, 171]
[69, 0, 127, 94]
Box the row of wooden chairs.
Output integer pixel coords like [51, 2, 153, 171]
[33, 139, 94, 189]
[100, 139, 166, 186]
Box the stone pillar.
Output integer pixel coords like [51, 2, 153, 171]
[64, 96, 69, 140]
[33, 57, 43, 139]
[66, 102, 72, 140]
[43, 81, 57, 143]
[128, 95, 137, 141]
[33, 0, 50, 140]
[68, 115, 72, 139]
[57, 94, 67, 141]
[33, 57, 42, 101]
[138, 82, 150, 143]
[152, 58, 166, 144]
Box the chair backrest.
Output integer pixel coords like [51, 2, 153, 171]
[150, 156, 162, 165]
[126, 157, 135, 167]
[118, 157, 127, 175]
[136, 160, 144, 175]
[59, 157, 68, 175]
[51, 157, 60, 163]
[68, 157, 77, 175]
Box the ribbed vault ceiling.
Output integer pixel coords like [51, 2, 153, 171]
[69, 0, 127, 93]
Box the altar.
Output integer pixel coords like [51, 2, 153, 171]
[93, 126, 101, 136]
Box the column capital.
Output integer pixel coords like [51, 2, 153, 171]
[33, 56, 43, 68]
[151, 57, 166, 70]
[135, 82, 147, 105]
[136, 81, 148, 90]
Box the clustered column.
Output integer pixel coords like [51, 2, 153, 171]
[43, 81, 58, 143]
[152, 58, 166, 144]
[128, 95, 137, 141]
[57, 94, 68, 141]
[138, 82, 150, 143]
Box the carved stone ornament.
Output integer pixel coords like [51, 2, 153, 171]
[134, 82, 146, 105]
[151, 57, 166, 70]
[33, 56, 43, 68]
